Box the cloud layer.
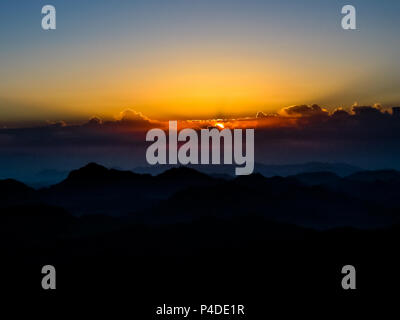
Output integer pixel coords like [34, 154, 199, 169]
[1, 104, 400, 181]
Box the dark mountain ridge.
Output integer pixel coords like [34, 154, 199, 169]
[1, 163, 400, 228]
[1, 163, 400, 297]
[133, 161, 362, 177]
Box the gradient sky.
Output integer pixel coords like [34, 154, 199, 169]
[1, 0, 400, 124]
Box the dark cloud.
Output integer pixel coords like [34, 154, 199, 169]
[331, 108, 350, 118]
[46, 120, 67, 128]
[2, 105, 400, 181]
[280, 104, 329, 117]
[352, 105, 383, 116]
[256, 111, 268, 118]
[85, 117, 103, 126]
[82, 109, 161, 131]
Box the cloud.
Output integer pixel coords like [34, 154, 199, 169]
[117, 109, 150, 123]
[331, 108, 350, 119]
[106, 108, 162, 130]
[256, 111, 268, 118]
[81, 109, 162, 130]
[352, 105, 382, 116]
[46, 120, 67, 127]
[86, 117, 103, 126]
[2, 104, 400, 171]
[280, 104, 329, 117]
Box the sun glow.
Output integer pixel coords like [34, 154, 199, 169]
[215, 123, 225, 129]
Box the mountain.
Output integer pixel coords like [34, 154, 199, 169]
[346, 169, 400, 183]
[0, 178, 33, 194]
[255, 162, 362, 177]
[297, 169, 400, 210]
[39, 163, 221, 215]
[1, 163, 400, 298]
[58, 162, 151, 186]
[290, 171, 341, 186]
[149, 174, 393, 228]
[157, 166, 213, 182]
[30, 169, 69, 188]
[0, 179, 36, 207]
[133, 163, 238, 176]
[133, 161, 362, 177]
[1, 162, 399, 227]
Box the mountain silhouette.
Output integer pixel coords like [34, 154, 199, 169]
[346, 169, 400, 183]
[133, 161, 362, 177]
[0, 178, 36, 207]
[157, 166, 212, 181]
[1, 162, 400, 297]
[38, 163, 220, 215]
[0, 178, 33, 194]
[255, 162, 362, 177]
[60, 162, 151, 186]
[0, 162, 399, 227]
[290, 171, 341, 186]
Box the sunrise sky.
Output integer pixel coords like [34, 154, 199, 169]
[1, 0, 400, 125]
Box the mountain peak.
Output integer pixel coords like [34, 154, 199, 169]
[59, 162, 147, 186]
[157, 166, 212, 180]
[0, 178, 33, 192]
[66, 162, 109, 180]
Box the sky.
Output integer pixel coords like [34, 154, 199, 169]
[1, 0, 400, 125]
